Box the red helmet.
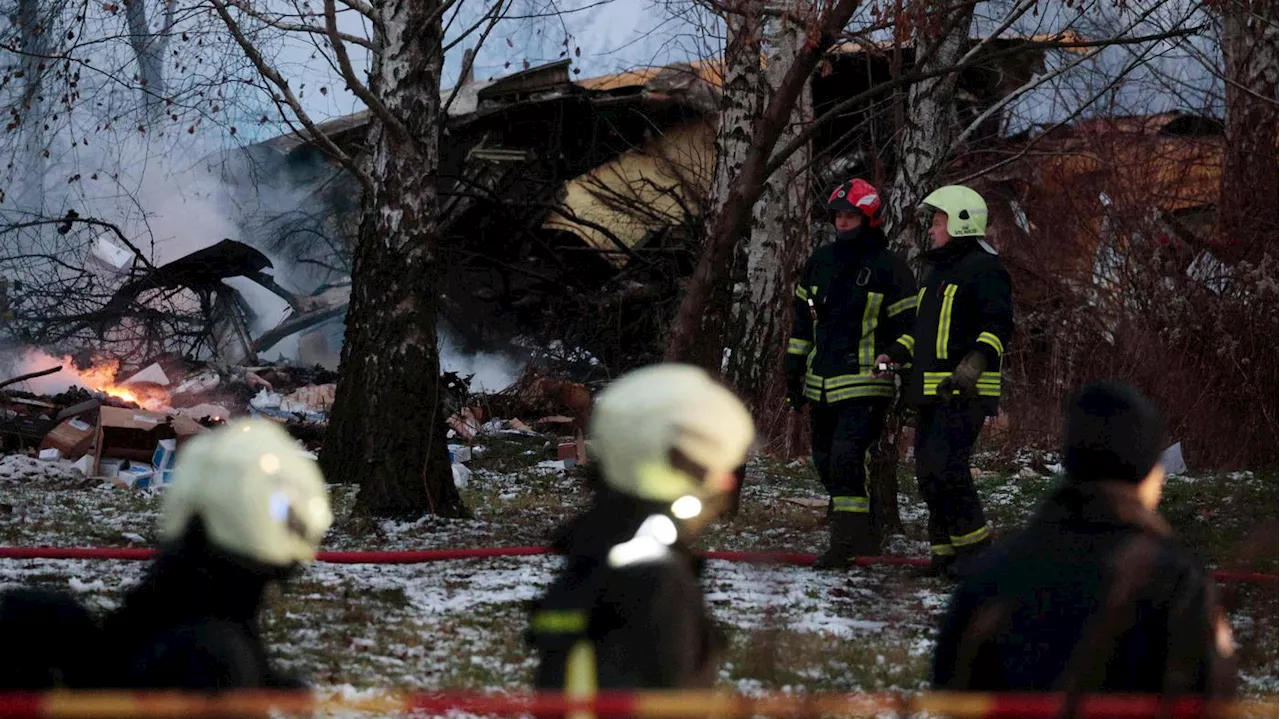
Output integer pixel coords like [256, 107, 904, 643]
[827, 179, 883, 227]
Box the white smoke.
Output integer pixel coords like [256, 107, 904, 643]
[437, 330, 524, 393]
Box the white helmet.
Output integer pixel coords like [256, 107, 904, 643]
[589, 364, 754, 508]
[160, 419, 333, 567]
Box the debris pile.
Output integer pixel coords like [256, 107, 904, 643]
[0, 353, 342, 487]
[445, 367, 593, 484]
[2, 349, 597, 490]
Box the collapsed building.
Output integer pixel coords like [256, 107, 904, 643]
[201, 35, 1075, 375]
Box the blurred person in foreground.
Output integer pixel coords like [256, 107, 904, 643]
[102, 418, 333, 689]
[933, 381, 1235, 698]
[526, 363, 754, 693]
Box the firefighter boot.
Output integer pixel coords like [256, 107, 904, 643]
[947, 535, 993, 579]
[813, 513, 876, 569]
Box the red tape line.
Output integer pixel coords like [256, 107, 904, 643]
[0, 689, 1267, 719]
[0, 546, 1270, 584]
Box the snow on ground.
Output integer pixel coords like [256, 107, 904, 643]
[0, 439, 1274, 716]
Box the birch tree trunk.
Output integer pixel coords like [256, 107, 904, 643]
[320, 0, 466, 518]
[871, 7, 975, 536]
[664, 0, 861, 368]
[1218, 0, 1278, 260]
[724, 7, 814, 436]
[882, 10, 975, 263]
[681, 0, 763, 375]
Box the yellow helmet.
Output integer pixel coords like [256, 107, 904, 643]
[160, 419, 333, 567]
[921, 185, 988, 238]
[589, 364, 754, 506]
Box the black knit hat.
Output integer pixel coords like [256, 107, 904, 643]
[1063, 381, 1167, 484]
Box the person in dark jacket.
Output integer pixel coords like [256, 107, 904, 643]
[878, 184, 1012, 575]
[527, 364, 754, 694]
[101, 419, 333, 689]
[0, 587, 103, 689]
[786, 178, 917, 568]
[932, 381, 1236, 698]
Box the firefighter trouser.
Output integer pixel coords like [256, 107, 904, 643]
[915, 400, 991, 557]
[810, 401, 888, 514]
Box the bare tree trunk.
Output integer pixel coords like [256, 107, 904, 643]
[16, 0, 45, 211]
[725, 7, 814, 441]
[870, 6, 976, 537]
[665, 0, 862, 369]
[1218, 0, 1278, 261]
[125, 0, 173, 121]
[882, 10, 975, 263]
[320, 0, 466, 518]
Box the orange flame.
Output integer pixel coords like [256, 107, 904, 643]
[68, 357, 172, 410]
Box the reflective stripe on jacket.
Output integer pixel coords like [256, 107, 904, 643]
[786, 228, 917, 406]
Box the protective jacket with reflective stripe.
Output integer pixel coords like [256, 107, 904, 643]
[786, 229, 917, 406]
[887, 237, 1012, 415]
[527, 497, 724, 694]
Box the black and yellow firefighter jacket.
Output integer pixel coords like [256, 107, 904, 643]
[885, 237, 1013, 414]
[527, 495, 724, 695]
[786, 229, 917, 405]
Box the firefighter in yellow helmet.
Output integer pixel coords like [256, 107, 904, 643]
[877, 185, 1013, 577]
[527, 364, 754, 692]
[102, 419, 333, 689]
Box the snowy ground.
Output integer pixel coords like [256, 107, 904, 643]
[0, 435, 1274, 715]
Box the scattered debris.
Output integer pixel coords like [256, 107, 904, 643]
[172, 369, 221, 396]
[447, 407, 483, 441]
[249, 384, 335, 423]
[121, 363, 170, 387]
[1162, 442, 1187, 475]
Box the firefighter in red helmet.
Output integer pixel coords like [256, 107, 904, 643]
[785, 178, 917, 568]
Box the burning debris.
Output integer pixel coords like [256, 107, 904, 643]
[0, 347, 345, 483]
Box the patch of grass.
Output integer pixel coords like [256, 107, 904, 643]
[1159, 471, 1278, 571]
[465, 435, 554, 474]
[722, 627, 931, 692]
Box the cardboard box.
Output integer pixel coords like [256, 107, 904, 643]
[116, 465, 154, 489]
[92, 406, 204, 476]
[41, 416, 96, 458]
[98, 458, 125, 478]
[37, 448, 62, 461]
[152, 439, 177, 485]
[448, 444, 472, 464]
[71, 455, 94, 476]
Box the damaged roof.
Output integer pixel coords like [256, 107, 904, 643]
[258, 31, 1083, 156]
[1003, 111, 1224, 215]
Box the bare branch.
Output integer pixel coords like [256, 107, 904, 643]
[5, 217, 155, 269]
[443, 1, 511, 115]
[764, 23, 1210, 178]
[335, 0, 377, 22]
[209, 0, 373, 195]
[231, 3, 380, 51]
[324, 0, 408, 139]
[954, 2, 1174, 149]
[425, 0, 466, 31]
[442, 0, 510, 56]
[952, 47, 1163, 186]
[956, 0, 1039, 67]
